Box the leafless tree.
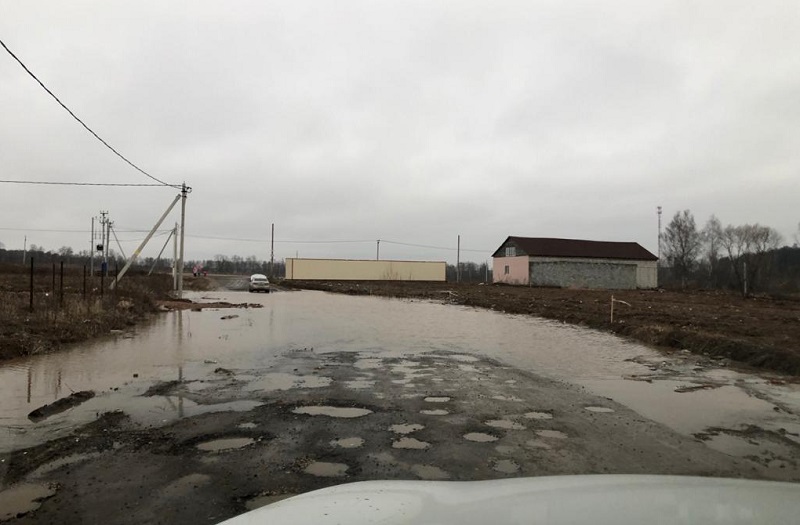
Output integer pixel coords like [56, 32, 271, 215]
[719, 223, 783, 296]
[702, 215, 723, 286]
[663, 210, 702, 287]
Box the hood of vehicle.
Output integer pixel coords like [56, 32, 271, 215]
[219, 475, 800, 525]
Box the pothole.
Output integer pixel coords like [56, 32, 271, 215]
[485, 419, 526, 430]
[410, 464, 450, 480]
[393, 437, 431, 450]
[345, 379, 376, 390]
[303, 462, 349, 477]
[536, 430, 568, 439]
[491, 395, 523, 402]
[464, 432, 499, 443]
[492, 459, 520, 474]
[330, 437, 365, 449]
[196, 437, 255, 452]
[584, 406, 615, 413]
[0, 483, 58, 521]
[245, 493, 296, 511]
[424, 397, 450, 403]
[420, 409, 449, 416]
[390, 423, 425, 434]
[292, 406, 372, 418]
[523, 411, 553, 420]
[245, 373, 333, 392]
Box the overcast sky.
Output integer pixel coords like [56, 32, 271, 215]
[1, 1, 798, 264]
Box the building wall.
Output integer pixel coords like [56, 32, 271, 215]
[492, 255, 529, 285]
[530, 257, 636, 289]
[285, 258, 446, 281]
[635, 260, 658, 289]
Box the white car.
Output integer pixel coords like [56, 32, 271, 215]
[218, 476, 800, 525]
[248, 274, 270, 293]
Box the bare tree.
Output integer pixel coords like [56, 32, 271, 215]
[702, 215, 723, 287]
[663, 210, 702, 287]
[719, 223, 783, 296]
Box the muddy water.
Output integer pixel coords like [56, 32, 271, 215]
[2, 290, 799, 458]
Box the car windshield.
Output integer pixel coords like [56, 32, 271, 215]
[1, 2, 799, 524]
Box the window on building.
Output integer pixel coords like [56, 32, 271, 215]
[504, 265, 510, 275]
[505, 246, 516, 257]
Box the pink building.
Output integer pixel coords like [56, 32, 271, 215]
[492, 236, 658, 289]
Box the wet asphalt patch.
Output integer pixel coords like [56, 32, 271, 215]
[1, 349, 782, 525]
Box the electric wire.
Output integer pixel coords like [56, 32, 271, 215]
[0, 180, 169, 187]
[0, 37, 178, 188]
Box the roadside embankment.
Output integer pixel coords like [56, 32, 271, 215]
[282, 280, 800, 375]
[0, 266, 174, 361]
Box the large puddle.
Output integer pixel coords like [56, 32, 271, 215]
[2, 290, 799, 456]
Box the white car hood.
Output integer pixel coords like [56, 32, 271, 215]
[219, 475, 800, 525]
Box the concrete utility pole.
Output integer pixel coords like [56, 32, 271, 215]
[112, 193, 182, 290]
[456, 235, 461, 283]
[98, 210, 109, 275]
[657, 206, 662, 265]
[22, 235, 26, 264]
[177, 183, 188, 298]
[173, 222, 178, 290]
[376, 239, 380, 261]
[270, 223, 274, 277]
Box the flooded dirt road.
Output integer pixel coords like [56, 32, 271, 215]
[1, 290, 799, 523]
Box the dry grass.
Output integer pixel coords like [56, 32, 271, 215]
[0, 267, 173, 361]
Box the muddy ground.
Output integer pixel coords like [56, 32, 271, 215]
[2, 348, 791, 525]
[2, 280, 800, 524]
[283, 280, 800, 375]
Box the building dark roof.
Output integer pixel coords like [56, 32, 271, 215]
[492, 236, 657, 261]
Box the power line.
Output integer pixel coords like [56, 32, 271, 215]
[0, 38, 178, 188]
[185, 234, 375, 244]
[0, 179, 168, 187]
[381, 239, 491, 253]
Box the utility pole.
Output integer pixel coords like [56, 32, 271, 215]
[22, 235, 26, 264]
[657, 206, 662, 265]
[173, 222, 178, 290]
[270, 223, 274, 277]
[376, 239, 380, 261]
[99, 210, 108, 276]
[456, 235, 461, 283]
[89, 218, 94, 276]
[177, 183, 188, 298]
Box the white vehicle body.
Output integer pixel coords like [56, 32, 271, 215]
[248, 274, 270, 293]
[219, 475, 800, 525]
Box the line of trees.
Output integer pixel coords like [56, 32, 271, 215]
[0, 246, 492, 283]
[662, 211, 799, 295]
